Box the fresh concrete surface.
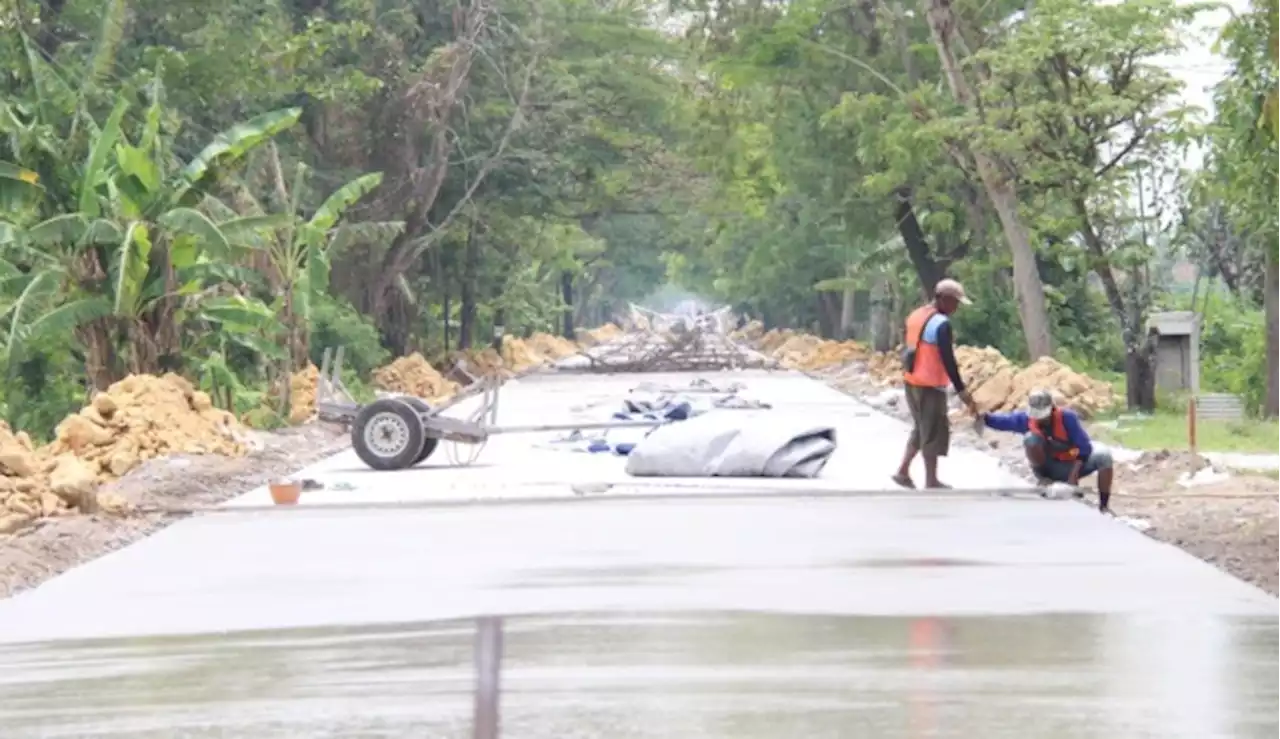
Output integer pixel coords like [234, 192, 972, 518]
[0, 368, 1274, 738]
[0, 368, 1273, 643]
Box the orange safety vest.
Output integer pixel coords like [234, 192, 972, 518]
[1031, 409, 1080, 462]
[902, 305, 951, 388]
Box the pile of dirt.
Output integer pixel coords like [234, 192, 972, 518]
[1, 373, 247, 534]
[575, 323, 623, 347]
[756, 329, 798, 354]
[731, 320, 765, 342]
[373, 353, 460, 400]
[446, 347, 511, 380]
[754, 327, 1116, 419]
[855, 345, 1115, 417]
[952, 348, 1116, 418]
[527, 332, 579, 360]
[288, 364, 320, 425]
[500, 337, 542, 370]
[755, 330, 869, 372]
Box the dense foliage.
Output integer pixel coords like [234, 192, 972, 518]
[0, 0, 1275, 439]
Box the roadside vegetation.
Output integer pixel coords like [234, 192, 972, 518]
[0, 0, 1275, 441]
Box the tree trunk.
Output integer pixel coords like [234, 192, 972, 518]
[77, 321, 120, 391]
[459, 229, 478, 350]
[442, 276, 452, 354]
[870, 275, 892, 351]
[924, 0, 1054, 359]
[1265, 246, 1279, 417]
[280, 283, 295, 420]
[560, 271, 575, 339]
[817, 293, 841, 337]
[1125, 331, 1157, 413]
[893, 188, 946, 296]
[839, 285, 855, 340]
[492, 308, 506, 351]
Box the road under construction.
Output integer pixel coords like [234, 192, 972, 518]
[0, 314, 1275, 738]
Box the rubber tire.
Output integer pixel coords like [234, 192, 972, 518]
[400, 397, 440, 464]
[352, 398, 426, 471]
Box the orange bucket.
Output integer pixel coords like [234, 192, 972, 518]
[269, 480, 303, 505]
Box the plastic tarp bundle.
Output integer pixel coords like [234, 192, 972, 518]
[624, 411, 836, 478]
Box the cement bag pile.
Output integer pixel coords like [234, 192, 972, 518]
[374, 353, 460, 400]
[1, 374, 247, 533]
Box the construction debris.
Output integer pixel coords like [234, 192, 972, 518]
[563, 306, 776, 374]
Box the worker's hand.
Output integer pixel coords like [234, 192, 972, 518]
[958, 390, 978, 415]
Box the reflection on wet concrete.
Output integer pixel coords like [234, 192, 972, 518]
[0, 611, 1275, 738]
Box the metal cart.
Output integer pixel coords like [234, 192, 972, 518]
[315, 348, 666, 471]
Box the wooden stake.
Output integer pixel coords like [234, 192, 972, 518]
[1188, 396, 1198, 454]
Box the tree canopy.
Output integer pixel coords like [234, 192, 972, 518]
[0, 0, 1275, 437]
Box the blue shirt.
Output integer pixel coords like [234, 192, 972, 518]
[983, 408, 1094, 460]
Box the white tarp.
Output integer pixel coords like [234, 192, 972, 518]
[623, 411, 836, 478]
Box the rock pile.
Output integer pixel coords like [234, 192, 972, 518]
[1, 373, 247, 534]
[373, 354, 460, 400]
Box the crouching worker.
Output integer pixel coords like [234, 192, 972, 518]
[980, 389, 1114, 513]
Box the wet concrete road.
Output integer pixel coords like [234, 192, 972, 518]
[0, 370, 1275, 737]
[1, 612, 1276, 738]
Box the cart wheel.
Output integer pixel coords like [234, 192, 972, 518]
[352, 398, 426, 471]
[399, 397, 440, 464]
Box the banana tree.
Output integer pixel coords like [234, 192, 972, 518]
[216, 148, 400, 417]
[0, 81, 301, 388]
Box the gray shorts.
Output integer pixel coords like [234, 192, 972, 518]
[905, 385, 950, 457]
[1022, 433, 1114, 481]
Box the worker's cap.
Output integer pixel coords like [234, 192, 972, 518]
[1027, 389, 1055, 420]
[935, 278, 972, 305]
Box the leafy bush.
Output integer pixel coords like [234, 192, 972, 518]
[308, 295, 390, 376]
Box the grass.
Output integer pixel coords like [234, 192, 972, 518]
[1093, 411, 1280, 454]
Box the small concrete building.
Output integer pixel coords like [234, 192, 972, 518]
[1147, 311, 1201, 394]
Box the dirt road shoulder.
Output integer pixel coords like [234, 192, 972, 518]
[1, 424, 349, 599]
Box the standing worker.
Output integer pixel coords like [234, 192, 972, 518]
[892, 278, 978, 490]
[979, 389, 1115, 513]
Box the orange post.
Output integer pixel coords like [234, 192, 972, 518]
[1187, 396, 1198, 454]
